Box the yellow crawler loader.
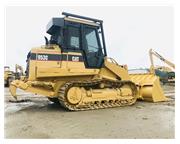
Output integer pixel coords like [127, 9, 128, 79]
[9, 12, 168, 111]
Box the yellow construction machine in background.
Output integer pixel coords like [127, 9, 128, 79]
[4, 66, 15, 87]
[14, 64, 24, 80]
[4, 65, 24, 87]
[9, 12, 168, 111]
[149, 48, 175, 84]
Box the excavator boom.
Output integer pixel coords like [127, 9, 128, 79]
[149, 48, 175, 71]
[149, 48, 175, 84]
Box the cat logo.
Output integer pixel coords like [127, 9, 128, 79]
[72, 56, 79, 62]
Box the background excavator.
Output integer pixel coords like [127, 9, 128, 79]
[9, 12, 168, 111]
[149, 48, 175, 84]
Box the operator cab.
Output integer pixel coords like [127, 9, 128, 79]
[46, 12, 107, 68]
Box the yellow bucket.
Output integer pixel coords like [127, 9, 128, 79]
[130, 74, 168, 102]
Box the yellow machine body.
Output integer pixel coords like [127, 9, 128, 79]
[9, 12, 168, 110]
[10, 45, 167, 109]
[10, 45, 130, 98]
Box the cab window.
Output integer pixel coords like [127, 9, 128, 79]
[67, 26, 80, 49]
[84, 27, 99, 53]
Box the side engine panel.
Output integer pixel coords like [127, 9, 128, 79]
[26, 45, 99, 80]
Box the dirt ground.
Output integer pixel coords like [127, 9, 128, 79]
[4, 85, 175, 139]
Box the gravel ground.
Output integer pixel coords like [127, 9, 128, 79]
[4, 85, 175, 139]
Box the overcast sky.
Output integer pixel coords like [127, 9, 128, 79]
[5, 6, 174, 71]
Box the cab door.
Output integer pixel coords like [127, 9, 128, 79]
[82, 25, 104, 68]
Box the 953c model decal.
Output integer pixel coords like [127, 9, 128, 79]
[30, 53, 83, 62]
[37, 55, 48, 61]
